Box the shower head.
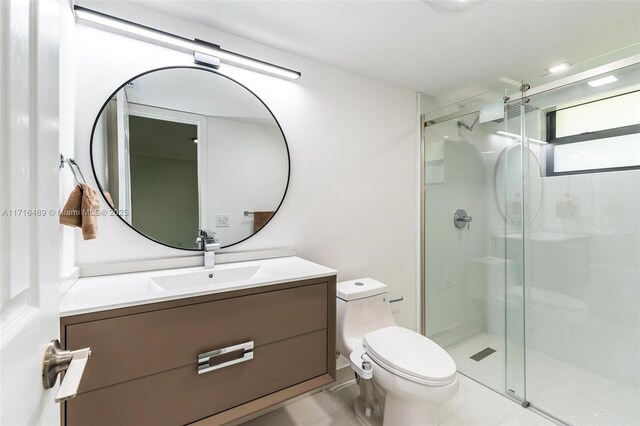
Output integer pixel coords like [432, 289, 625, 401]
[492, 103, 539, 123]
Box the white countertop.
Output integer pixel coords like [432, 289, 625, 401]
[60, 256, 337, 317]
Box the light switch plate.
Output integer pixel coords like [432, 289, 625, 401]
[216, 215, 230, 227]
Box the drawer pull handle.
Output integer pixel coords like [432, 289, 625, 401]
[197, 341, 254, 374]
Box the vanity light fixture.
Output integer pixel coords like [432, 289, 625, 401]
[496, 131, 548, 145]
[74, 5, 301, 80]
[587, 75, 618, 87]
[548, 62, 571, 74]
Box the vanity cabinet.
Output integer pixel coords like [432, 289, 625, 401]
[60, 276, 336, 426]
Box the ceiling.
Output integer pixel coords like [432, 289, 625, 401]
[82, 1, 640, 102]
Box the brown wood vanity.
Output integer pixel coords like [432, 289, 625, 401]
[60, 276, 337, 425]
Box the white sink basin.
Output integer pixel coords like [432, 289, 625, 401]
[60, 256, 338, 317]
[151, 265, 276, 291]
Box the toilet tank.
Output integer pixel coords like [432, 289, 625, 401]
[336, 278, 396, 356]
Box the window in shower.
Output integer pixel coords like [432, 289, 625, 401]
[546, 90, 640, 175]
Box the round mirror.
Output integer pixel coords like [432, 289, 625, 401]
[91, 67, 290, 250]
[493, 145, 543, 226]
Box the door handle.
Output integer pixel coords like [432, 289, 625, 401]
[42, 339, 91, 402]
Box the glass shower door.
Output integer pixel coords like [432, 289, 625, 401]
[422, 96, 527, 399]
[518, 65, 640, 425]
[502, 100, 529, 404]
[422, 58, 640, 426]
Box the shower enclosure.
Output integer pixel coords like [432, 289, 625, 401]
[421, 54, 639, 425]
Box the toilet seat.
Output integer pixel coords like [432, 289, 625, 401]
[363, 326, 457, 386]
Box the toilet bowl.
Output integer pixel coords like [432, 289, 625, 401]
[337, 278, 459, 426]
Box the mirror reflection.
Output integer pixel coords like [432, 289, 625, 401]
[494, 145, 543, 225]
[91, 67, 290, 249]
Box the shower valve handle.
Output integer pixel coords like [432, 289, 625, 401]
[454, 209, 472, 230]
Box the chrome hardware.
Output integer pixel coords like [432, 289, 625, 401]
[193, 51, 221, 69]
[350, 345, 373, 380]
[520, 83, 531, 104]
[454, 209, 473, 230]
[42, 339, 91, 402]
[197, 341, 254, 374]
[388, 297, 404, 304]
[196, 229, 221, 269]
[59, 154, 87, 185]
[244, 210, 255, 216]
[457, 114, 479, 132]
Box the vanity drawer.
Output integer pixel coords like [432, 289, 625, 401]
[64, 282, 328, 393]
[65, 329, 327, 426]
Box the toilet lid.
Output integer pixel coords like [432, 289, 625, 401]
[363, 326, 457, 383]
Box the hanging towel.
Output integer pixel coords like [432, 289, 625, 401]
[60, 183, 101, 240]
[59, 185, 82, 228]
[253, 211, 274, 233]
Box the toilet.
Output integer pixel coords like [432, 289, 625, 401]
[337, 278, 459, 426]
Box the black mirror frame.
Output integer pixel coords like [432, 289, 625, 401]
[89, 65, 291, 251]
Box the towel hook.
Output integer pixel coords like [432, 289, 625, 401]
[60, 154, 87, 185]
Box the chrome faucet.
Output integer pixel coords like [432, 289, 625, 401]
[196, 230, 220, 269]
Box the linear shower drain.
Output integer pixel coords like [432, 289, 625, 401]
[470, 347, 496, 362]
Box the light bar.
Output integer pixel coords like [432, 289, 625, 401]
[496, 131, 548, 145]
[74, 6, 301, 80]
[587, 75, 617, 88]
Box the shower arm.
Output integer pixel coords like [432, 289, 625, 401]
[457, 114, 480, 132]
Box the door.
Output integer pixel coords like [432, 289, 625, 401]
[421, 95, 530, 401]
[520, 66, 640, 425]
[0, 0, 63, 424]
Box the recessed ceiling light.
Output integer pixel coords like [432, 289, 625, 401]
[423, 0, 486, 15]
[548, 63, 571, 74]
[588, 75, 618, 87]
[500, 77, 520, 85]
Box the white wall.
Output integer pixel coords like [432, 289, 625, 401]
[205, 117, 288, 245]
[423, 112, 504, 347]
[73, 3, 417, 328]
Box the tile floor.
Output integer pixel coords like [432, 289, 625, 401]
[449, 333, 640, 426]
[242, 373, 553, 425]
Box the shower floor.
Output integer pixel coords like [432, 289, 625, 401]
[448, 333, 639, 426]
